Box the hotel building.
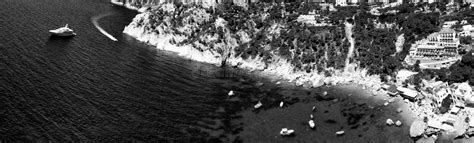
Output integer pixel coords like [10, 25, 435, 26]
[407, 28, 461, 69]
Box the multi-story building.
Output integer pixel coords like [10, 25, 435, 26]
[406, 0, 451, 3]
[407, 28, 461, 69]
[335, 0, 347, 5]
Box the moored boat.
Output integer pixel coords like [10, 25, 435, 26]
[280, 128, 295, 136]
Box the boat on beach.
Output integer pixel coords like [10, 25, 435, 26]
[49, 24, 76, 37]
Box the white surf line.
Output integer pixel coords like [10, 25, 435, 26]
[91, 13, 118, 41]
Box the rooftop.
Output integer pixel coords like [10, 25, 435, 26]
[417, 44, 444, 49]
[463, 25, 474, 31]
[427, 33, 438, 39]
[397, 87, 418, 98]
[440, 28, 456, 34]
[428, 120, 443, 129]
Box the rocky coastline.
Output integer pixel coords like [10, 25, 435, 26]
[122, 3, 383, 90]
[120, 2, 474, 142]
[111, 0, 140, 11]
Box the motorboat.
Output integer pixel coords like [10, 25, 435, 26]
[49, 24, 76, 37]
[280, 128, 295, 136]
[336, 130, 345, 136]
[321, 91, 328, 96]
[228, 90, 234, 96]
[254, 101, 263, 109]
[309, 120, 315, 129]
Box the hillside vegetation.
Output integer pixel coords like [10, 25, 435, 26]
[125, 2, 473, 85]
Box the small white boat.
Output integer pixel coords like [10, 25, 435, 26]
[279, 101, 284, 108]
[49, 24, 76, 37]
[228, 90, 234, 96]
[254, 101, 263, 109]
[322, 91, 328, 96]
[336, 130, 345, 136]
[309, 120, 315, 129]
[280, 128, 294, 136]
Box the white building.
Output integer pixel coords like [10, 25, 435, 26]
[460, 25, 474, 38]
[406, 28, 461, 69]
[336, 0, 347, 6]
[443, 21, 458, 28]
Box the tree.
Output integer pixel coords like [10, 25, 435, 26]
[446, 52, 474, 85]
[414, 60, 420, 72]
[460, 36, 472, 45]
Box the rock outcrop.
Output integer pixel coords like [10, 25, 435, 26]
[410, 119, 427, 137]
[386, 119, 394, 126]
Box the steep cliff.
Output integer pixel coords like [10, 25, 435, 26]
[123, 3, 383, 88]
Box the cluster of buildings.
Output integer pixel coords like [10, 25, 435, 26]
[330, 0, 474, 7]
[113, 0, 474, 6]
[389, 69, 474, 139]
[112, 0, 474, 11]
[415, 80, 474, 137]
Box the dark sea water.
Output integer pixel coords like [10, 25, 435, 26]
[0, 0, 254, 141]
[1, 0, 418, 142]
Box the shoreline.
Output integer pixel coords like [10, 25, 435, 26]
[123, 12, 384, 92]
[120, 3, 473, 142]
[110, 0, 140, 11]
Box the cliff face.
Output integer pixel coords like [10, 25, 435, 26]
[123, 3, 383, 88]
[112, 0, 249, 9]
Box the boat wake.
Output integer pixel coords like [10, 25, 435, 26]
[91, 13, 118, 41]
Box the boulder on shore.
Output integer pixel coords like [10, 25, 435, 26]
[395, 120, 402, 127]
[386, 119, 394, 126]
[410, 119, 427, 137]
[312, 78, 324, 88]
[396, 108, 403, 113]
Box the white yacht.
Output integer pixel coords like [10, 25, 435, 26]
[49, 24, 76, 37]
[279, 128, 294, 136]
